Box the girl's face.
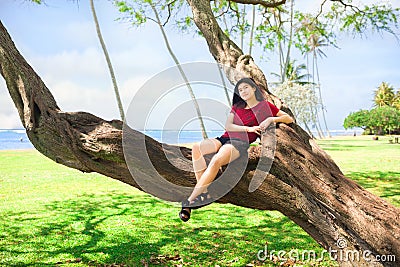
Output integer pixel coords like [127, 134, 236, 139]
[238, 82, 256, 101]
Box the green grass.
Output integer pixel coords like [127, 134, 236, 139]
[0, 135, 398, 266]
[316, 135, 400, 206]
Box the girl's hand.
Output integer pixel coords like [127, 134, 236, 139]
[259, 117, 276, 131]
[247, 126, 261, 135]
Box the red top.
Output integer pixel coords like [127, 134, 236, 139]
[221, 100, 279, 143]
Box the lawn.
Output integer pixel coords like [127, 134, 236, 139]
[0, 136, 398, 267]
[316, 135, 400, 206]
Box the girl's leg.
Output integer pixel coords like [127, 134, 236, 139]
[192, 139, 222, 182]
[188, 144, 240, 202]
[180, 139, 222, 221]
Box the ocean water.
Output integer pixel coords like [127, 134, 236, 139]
[0, 129, 34, 150]
[0, 129, 225, 150]
[0, 129, 362, 150]
[144, 130, 225, 144]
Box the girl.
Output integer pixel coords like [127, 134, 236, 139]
[179, 77, 294, 221]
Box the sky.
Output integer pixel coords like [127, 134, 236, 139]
[0, 0, 399, 132]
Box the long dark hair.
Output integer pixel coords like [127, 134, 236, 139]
[232, 77, 266, 108]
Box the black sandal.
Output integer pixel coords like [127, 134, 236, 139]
[179, 199, 192, 222]
[198, 192, 212, 202]
[179, 193, 214, 221]
[192, 192, 213, 209]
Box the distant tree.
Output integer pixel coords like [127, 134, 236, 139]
[345, 82, 400, 135]
[394, 90, 400, 110]
[374, 82, 396, 108]
[270, 58, 325, 138]
[344, 107, 400, 135]
[270, 59, 311, 85]
[343, 109, 373, 134]
[370, 106, 400, 135]
[307, 32, 331, 138]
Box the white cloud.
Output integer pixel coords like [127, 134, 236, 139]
[1, 0, 399, 133]
[0, 113, 22, 129]
[0, 79, 23, 129]
[31, 48, 106, 80]
[63, 21, 97, 48]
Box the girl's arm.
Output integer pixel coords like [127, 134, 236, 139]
[225, 113, 261, 134]
[274, 110, 294, 124]
[260, 110, 294, 130]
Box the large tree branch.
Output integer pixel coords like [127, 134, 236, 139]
[185, 1, 400, 266]
[1, 15, 399, 267]
[188, 0, 281, 108]
[226, 0, 286, 8]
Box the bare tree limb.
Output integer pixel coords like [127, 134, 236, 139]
[225, 0, 287, 9]
[330, 0, 362, 13]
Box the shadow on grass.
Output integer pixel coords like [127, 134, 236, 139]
[0, 192, 323, 266]
[347, 171, 400, 206]
[317, 143, 366, 151]
[1, 193, 176, 266]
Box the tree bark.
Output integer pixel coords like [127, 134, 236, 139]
[0, 16, 399, 267]
[186, 1, 400, 266]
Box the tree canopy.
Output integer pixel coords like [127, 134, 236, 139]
[344, 82, 400, 135]
[344, 107, 400, 134]
[114, 0, 400, 77]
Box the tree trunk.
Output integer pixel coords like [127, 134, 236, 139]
[0, 15, 399, 267]
[150, 3, 208, 140]
[89, 0, 125, 121]
[186, 1, 399, 266]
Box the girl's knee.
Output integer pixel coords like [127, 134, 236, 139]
[192, 142, 201, 155]
[209, 156, 223, 168]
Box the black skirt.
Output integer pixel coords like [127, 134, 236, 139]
[215, 137, 250, 156]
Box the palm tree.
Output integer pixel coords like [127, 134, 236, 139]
[89, 0, 125, 120]
[374, 82, 395, 107]
[248, 4, 256, 56]
[217, 63, 231, 106]
[282, 0, 295, 83]
[307, 33, 331, 138]
[271, 59, 311, 85]
[150, 3, 208, 139]
[271, 59, 319, 138]
[393, 90, 400, 110]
